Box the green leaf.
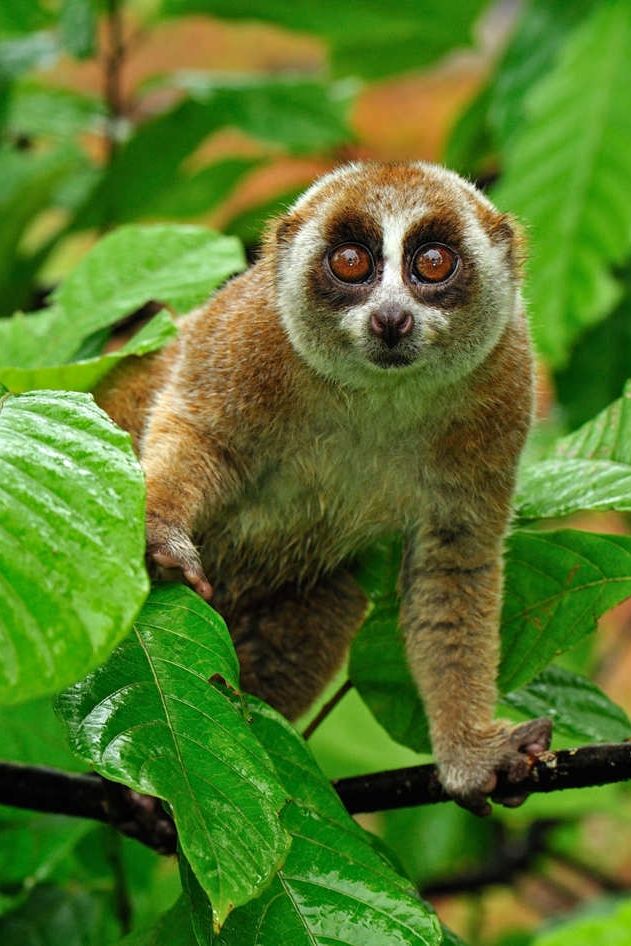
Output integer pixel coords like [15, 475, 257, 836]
[74, 77, 352, 227]
[555, 284, 631, 430]
[0, 145, 82, 312]
[0, 885, 115, 946]
[145, 157, 261, 220]
[493, 0, 631, 366]
[442, 82, 495, 180]
[0, 32, 58, 81]
[218, 700, 442, 946]
[159, 0, 486, 80]
[531, 897, 631, 946]
[57, 584, 291, 929]
[502, 666, 631, 743]
[0, 1, 53, 34]
[59, 0, 96, 59]
[53, 224, 245, 349]
[224, 186, 303, 247]
[489, 0, 596, 146]
[0, 390, 148, 705]
[0, 310, 177, 394]
[350, 538, 430, 753]
[170, 73, 355, 152]
[517, 380, 631, 519]
[499, 530, 631, 692]
[350, 529, 631, 753]
[350, 540, 431, 754]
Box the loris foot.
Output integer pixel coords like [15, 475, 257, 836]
[437, 716, 552, 817]
[146, 516, 213, 601]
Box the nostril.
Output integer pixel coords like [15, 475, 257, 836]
[370, 312, 385, 337]
[369, 309, 414, 347]
[399, 312, 414, 337]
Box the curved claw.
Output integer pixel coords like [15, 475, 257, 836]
[147, 521, 214, 602]
[441, 717, 553, 817]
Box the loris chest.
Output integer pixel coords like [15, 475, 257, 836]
[208, 415, 425, 577]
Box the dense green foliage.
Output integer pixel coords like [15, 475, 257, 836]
[1, 2, 631, 944]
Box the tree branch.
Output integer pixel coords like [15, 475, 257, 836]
[1, 743, 630, 857]
[0, 762, 176, 854]
[333, 743, 631, 812]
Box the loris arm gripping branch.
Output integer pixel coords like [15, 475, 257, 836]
[97, 160, 551, 814]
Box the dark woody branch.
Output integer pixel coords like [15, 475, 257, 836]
[1, 743, 631, 857]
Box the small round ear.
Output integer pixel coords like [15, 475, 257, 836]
[490, 212, 527, 275]
[263, 212, 304, 255]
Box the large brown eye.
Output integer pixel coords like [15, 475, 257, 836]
[412, 244, 458, 283]
[328, 243, 373, 283]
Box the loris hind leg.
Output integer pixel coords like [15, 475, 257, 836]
[221, 570, 368, 721]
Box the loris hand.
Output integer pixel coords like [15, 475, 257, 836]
[437, 717, 553, 817]
[146, 514, 213, 601]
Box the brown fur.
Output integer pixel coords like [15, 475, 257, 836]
[96, 161, 550, 811]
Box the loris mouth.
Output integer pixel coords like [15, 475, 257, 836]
[368, 349, 416, 369]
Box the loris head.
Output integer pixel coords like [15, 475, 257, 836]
[268, 161, 524, 389]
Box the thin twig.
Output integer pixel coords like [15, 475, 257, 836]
[302, 679, 353, 740]
[102, 0, 126, 166]
[422, 820, 556, 897]
[106, 827, 134, 934]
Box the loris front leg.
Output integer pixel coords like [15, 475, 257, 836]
[140, 388, 244, 601]
[400, 487, 551, 815]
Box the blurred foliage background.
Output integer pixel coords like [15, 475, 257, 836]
[2, 1, 631, 944]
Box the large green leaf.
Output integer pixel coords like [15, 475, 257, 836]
[499, 530, 631, 691]
[0, 225, 243, 373]
[159, 0, 486, 80]
[0, 311, 176, 394]
[503, 665, 631, 744]
[0, 390, 148, 705]
[350, 530, 631, 752]
[493, 0, 631, 366]
[517, 380, 631, 519]
[52, 225, 245, 354]
[489, 0, 595, 146]
[57, 584, 291, 929]
[218, 700, 442, 946]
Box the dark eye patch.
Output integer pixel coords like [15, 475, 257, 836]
[402, 213, 475, 308]
[323, 208, 383, 259]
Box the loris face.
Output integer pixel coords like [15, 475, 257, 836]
[272, 161, 523, 388]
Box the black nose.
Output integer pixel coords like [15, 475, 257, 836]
[369, 305, 414, 348]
